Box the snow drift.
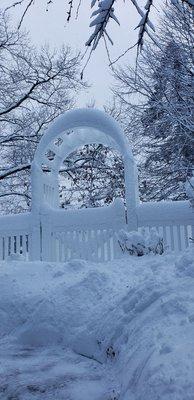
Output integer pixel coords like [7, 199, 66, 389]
[0, 251, 194, 399]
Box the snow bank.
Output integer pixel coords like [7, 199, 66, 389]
[0, 251, 194, 399]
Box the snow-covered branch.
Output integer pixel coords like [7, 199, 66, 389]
[113, 3, 194, 202]
[0, 164, 30, 180]
[0, 11, 84, 213]
[6, 0, 194, 55]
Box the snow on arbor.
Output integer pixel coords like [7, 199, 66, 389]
[32, 108, 137, 218]
[0, 108, 193, 262]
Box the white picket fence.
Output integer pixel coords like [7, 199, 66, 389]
[48, 200, 126, 262]
[0, 213, 32, 260]
[1, 110, 193, 263]
[0, 199, 193, 262]
[136, 201, 194, 252]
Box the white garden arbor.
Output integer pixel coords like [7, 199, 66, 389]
[29, 108, 138, 261]
[31, 108, 139, 227]
[0, 108, 193, 262]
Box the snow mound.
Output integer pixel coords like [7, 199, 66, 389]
[175, 249, 194, 277]
[0, 251, 194, 399]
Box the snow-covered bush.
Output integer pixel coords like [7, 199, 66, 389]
[117, 228, 164, 256]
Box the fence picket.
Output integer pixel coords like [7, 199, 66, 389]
[184, 225, 189, 248]
[162, 226, 167, 247]
[22, 235, 27, 258]
[177, 225, 182, 251]
[0, 237, 3, 260]
[96, 229, 101, 262]
[170, 226, 175, 251]
[106, 230, 111, 261]
[4, 237, 9, 259]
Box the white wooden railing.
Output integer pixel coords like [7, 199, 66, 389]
[0, 200, 193, 262]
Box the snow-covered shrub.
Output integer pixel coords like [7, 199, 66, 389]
[117, 228, 164, 256]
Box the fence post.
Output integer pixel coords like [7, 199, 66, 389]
[30, 212, 41, 261]
[40, 210, 52, 261]
[124, 156, 138, 231]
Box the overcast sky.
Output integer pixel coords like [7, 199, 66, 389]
[4, 0, 159, 108]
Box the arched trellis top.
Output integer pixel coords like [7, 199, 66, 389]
[31, 108, 139, 222]
[34, 108, 134, 167]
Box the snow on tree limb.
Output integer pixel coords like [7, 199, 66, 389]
[86, 0, 192, 52]
[0, 164, 30, 181]
[113, 3, 194, 202]
[0, 11, 84, 213]
[86, 0, 117, 50]
[5, 0, 194, 56]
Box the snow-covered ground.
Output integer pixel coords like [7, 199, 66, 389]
[0, 250, 194, 399]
